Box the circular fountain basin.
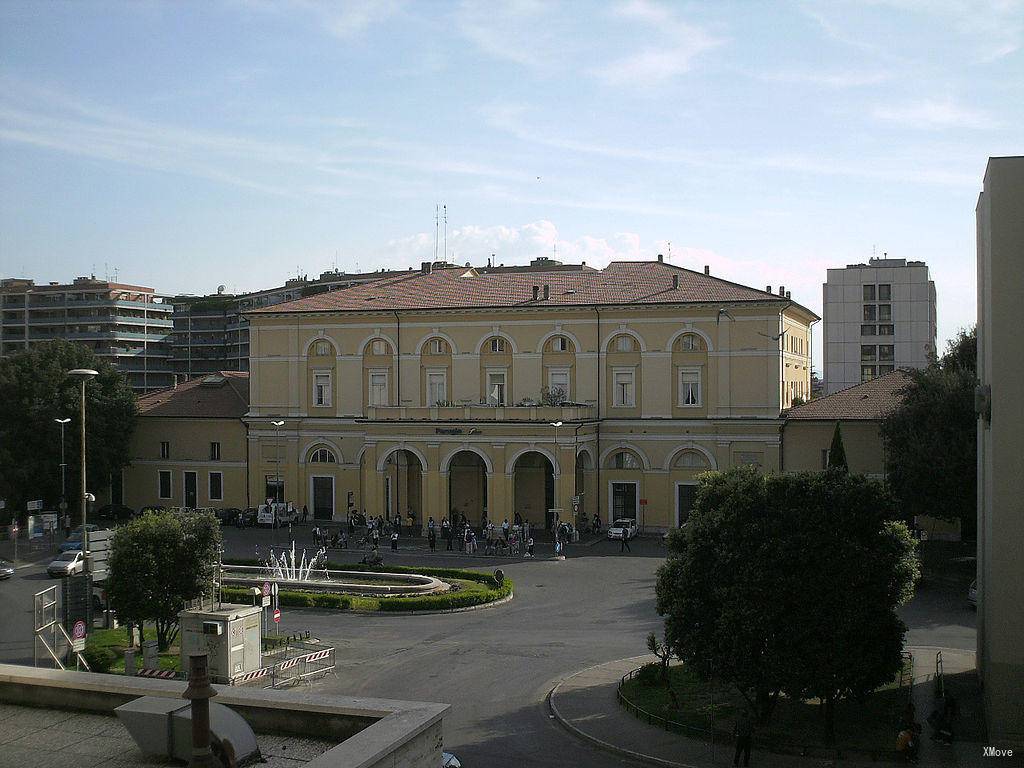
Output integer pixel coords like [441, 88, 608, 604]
[222, 564, 448, 597]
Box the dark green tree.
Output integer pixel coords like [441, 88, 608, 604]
[106, 510, 222, 650]
[0, 340, 136, 525]
[880, 328, 976, 536]
[656, 468, 918, 740]
[827, 421, 849, 471]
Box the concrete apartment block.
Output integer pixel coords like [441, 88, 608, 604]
[976, 156, 1024, 748]
[822, 257, 937, 394]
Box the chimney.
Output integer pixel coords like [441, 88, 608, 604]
[672, 275, 679, 289]
[785, 290, 791, 299]
[657, 253, 664, 262]
[543, 285, 550, 300]
[766, 285, 772, 293]
[533, 286, 540, 300]
[421, 261, 432, 274]
[704, 265, 710, 275]
[778, 285, 785, 296]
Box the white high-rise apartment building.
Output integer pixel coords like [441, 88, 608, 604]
[823, 257, 937, 395]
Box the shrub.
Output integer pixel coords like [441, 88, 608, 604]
[82, 645, 117, 673]
[636, 663, 661, 687]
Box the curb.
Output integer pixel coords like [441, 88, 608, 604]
[347, 591, 514, 616]
[547, 659, 702, 768]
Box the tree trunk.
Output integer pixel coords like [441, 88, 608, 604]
[824, 695, 836, 745]
[755, 688, 777, 725]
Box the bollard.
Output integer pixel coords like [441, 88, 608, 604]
[141, 639, 159, 670]
[183, 654, 220, 768]
[124, 648, 136, 677]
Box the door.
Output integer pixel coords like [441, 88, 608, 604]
[611, 482, 637, 522]
[677, 483, 697, 527]
[184, 471, 198, 509]
[312, 476, 334, 520]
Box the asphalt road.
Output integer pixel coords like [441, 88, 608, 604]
[0, 527, 978, 768]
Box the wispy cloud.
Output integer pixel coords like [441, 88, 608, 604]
[239, 0, 404, 40]
[753, 68, 891, 88]
[871, 98, 1004, 130]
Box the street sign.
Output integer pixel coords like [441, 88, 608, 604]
[261, 595, 272, 607]
[262, 581, 271, 597]
[72, 620, 87, 652]
[273, 609, 281, 624]
[271, 583, 279, 596]
[27, 499, 43, 511]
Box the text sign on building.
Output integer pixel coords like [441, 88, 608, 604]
[27, 499, 44, 511]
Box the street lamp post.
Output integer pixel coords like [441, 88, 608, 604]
[55, 418, 70, 541]
[271, 421, 285, 504]
[549, 421, 562, 532]
[67, 369, 97, 562]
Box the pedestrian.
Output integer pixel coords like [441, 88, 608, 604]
[428, 527, 437, 552]
[514, 511, 522, 527]
[442, 518, 453, 551]
[502, 518, 510, 541]
[312, 526, 320, 546]
[620, 530, 631, 553]
[63, 513, 71, 538]
[391, 531, 399, 551]
[340, 529, 349, 549]
[302, 504, 308, 523]
[733, 709, 753, 767]
[288, 521, 294, 542]
[526, 536, 534, 557]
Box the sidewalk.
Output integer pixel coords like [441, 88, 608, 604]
[549, 649, 992, 768]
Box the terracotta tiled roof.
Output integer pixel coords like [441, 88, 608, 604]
[136, 372, 249, 418]
[786, 370, 913, 421]
[248, 261, 813, 315]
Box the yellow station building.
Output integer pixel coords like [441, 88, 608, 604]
[226, 258, 816, 531]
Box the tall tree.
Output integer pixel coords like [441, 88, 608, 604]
[880, 328, 977, 535]
[0, 340, 136, 525]
[827, 421, 849, 472]
[106, 510, 222, 650]
[656, 468, 918, 740]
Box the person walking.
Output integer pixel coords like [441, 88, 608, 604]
[428, 526, 437, 552]
[391, 531, 399, 551]
[620, 530, 631, 553]
[501, 518, 510, 541]
[288, 521, 294, 542]
[443, 518, 453, 551]
[733, 709, 753, 767]
[302, 504, 309, 523]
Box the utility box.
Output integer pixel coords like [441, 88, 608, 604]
[178, 603, 262, 683]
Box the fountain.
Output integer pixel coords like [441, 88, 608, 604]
[261, 543, 329, 583]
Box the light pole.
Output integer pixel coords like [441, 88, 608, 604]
[549, 421, 562, 532]
[271, 421, 285, 503]
[67, 369, 97, 562]
[55, 418, 70, 541]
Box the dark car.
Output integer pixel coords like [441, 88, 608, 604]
[215, 507, 242, 525]
[94, 504, 136, 524]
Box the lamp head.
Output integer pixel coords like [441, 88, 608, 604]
[550, 421, 563, 428]
[271, 420, 285, 427]
[55, 418, 71, 424]
[67, 368, 99, 380]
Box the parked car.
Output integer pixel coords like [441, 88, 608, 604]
[0, 558, 14, 579]
[442, 752, 462, 767]
[93, 504, 135, 524]
[968, 580, 977, 609]
[215, 507, 242, 525]
[606, 518, 638, 541]
[47, 550, 85, 577]
[59, 524, 104, 552]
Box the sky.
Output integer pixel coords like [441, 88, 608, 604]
[1, 0, 1021, 369]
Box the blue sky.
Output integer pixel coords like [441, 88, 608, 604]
[1, 0, 1021, 367]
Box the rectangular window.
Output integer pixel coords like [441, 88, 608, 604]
[431, 339, 446, 354]
[265, 476, 284, 503]
[490, 337, 505, 353]
[158, 470, 172, 499]
[486, 370, 506, 405]
[548, 368, 570, 399]
[861, 365, 876, 382]
[878, 324, 894, 336]
[369, 371, 388, 406]
[160, 441, 170, 459]
[863, 284, 876, 301]
[861, 324, 876, 336]
[879, 345, 894, 362]
[209, 441, 221, 461]
[553, 336, 568, 351]
[878, 304, 892, 321]
[863, 304, 877, 322]
[209, 472, 223, 501]
[613, 369, 635, 407]
[427, 371, 447, 404]
[679, 368, 701, 406]
[313, 372, 332, 407]
[878, 364, 895, 374]
[861, 345, 877, 361]
[878, 284, 891, 301]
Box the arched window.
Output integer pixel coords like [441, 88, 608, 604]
[311, 339, 336, 357]
[611, 450, 642, 469]
[547, 335, 572, 353]
[675, 333, 707, 352]
[612, 334, 635, 352]
[309, 447, 337, 464]
[366, 339, 393, 356]
[426, 338, 449, 354]
[674, 450, 710, 469]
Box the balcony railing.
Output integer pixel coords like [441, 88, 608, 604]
[362, 403, 596, 421]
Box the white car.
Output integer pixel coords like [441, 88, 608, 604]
[47, 550, 85, 578]
[606, 518, 638, 541]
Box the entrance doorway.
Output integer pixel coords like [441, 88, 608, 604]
[676, 483, 697, 527]
[184, 471, 197, 508]
[311, 476, 335, 520]
[382, 449, 424, 526]
[448, 451, 487, 525]
[610, 481, 638, 522]
[513, 452, 554, 529]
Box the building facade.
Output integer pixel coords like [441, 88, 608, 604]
[822, 257, 936, 394]
[975, 156, 1024, 747]
[0, 276, 173, 392]
[244, 259, 817, 531]
[119, 372, 250, 511]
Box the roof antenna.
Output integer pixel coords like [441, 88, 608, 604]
[667, 241, 671, 261]
[443, 204, 448, 263]
[434, 204, 439, 263]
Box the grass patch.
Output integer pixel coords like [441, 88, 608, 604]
[83, 626, 180, 674]
[620, 663, 903, 756]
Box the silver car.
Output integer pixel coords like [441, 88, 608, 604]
[606, 518, 638, 540]
[0, 558, 14, 579]
[47, 550, 85, 578]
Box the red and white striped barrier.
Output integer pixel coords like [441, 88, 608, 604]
[232, 666, 270, 684]
[301, 649, 332, 663]
[137, 668, 176, 679]
[277, 657, 300, 671]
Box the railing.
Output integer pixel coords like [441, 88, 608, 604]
[934, 650, 944, 699]
[363, 403, 596, 421]
[235, 638, 336, 689]
[894, 650, 914, 722]
[616, 664, 712, 738]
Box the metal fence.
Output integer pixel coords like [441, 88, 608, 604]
[233, 638, 335, 689]
[934, 650, 944, 699]
[616, 665, 712, 738]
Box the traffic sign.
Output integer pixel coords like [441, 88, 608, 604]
[273, 608, 281, 624]
[72, 619, 87, 651]
[262, 581, 271, 597]
[27, 499, 44, 511]
[261, 595, 272, 607]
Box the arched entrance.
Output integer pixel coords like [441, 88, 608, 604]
[513, 452, 555, 529]
[382, 449, 423, 527]
[447, 451, 488, 525]
[575, 450, 593, 526]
